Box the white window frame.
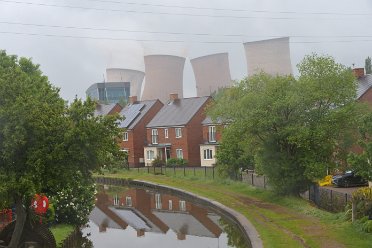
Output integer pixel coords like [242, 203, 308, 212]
[203, 149, 213, 160]
[151, 129, 158, 144]
[123, 132, 128, 141]
[176, 149, 183, 159]
[208, 126, 216, 142]
[146, 150, 155, 160]
[155, 194, 162, 209]
[125, 196, 132, 207]
[164, 128, 168, 139]
[179, 200, 186, 211]
[113, 194, 120, 206]
[175, 128, 182, 138]
[168, 200, 173, 210]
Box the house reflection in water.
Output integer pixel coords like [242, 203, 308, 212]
[89, 186, 223, 241]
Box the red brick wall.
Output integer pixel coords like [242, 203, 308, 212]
[359, 88, 372, 105]
[120, 100, 163, 167]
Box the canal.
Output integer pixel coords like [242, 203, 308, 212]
[66, 184, 251, 248]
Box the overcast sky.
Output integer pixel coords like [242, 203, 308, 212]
[1, 0, 372, 102]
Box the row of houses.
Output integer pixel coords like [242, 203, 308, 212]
[96, 93, 221, 167]
[96, 68, 372, 168]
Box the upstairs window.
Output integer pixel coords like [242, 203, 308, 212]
[164, 128, 168, 139]
[125, 196, 132, 207]
[175, 128, 182, 138]
[208, 126, 216, 142]
[179, 200, 186, 211]
[123, 132, 128, 141]
[151, 129, 158, 144]
[155, 194, 162, 209]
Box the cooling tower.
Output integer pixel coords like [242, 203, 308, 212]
[191, 53, 232, 97]
[106, 68, 145, 98]
[243, 37, 292, 76]
[141, 55, 185, 103]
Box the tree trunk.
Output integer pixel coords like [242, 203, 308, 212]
[8, 196, 27, 248]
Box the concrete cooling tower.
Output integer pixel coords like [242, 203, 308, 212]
[191, 53, 232, 97]
[141, 55, 185, 103]
[244, 37, 292, 76]
[106, 68, 145, 99]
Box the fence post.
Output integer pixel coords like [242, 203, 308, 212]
[213, 166, 215, 179]
[174, 165, 176, 175]
[194, 167, 196, 176]
[204, 166, 207, 178]
[352, 200, 356, 222]
[147, 166, 149, 174]
[345, 193, 348, 204]
[153, 166, 155, 174]
[263, 176, 266, 189]
[138, 167, 139, 173]
[330, 190, 333, 211]
[184, 166, 186, 176]
[161, 166, 163, 174]
[251, 173, 254, 186]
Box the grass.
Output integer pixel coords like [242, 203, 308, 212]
[96, 169, 372, 247]
[50, 224, 74, 247]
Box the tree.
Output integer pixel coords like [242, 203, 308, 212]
[0, 50, 124, 247]
[365, 56, 372, 74]
[348, 112, 372, 182]
[208, 54, 364, 195]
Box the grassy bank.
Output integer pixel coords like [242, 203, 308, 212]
[50, 224, 74, 247]
[96, 169, 372, 248]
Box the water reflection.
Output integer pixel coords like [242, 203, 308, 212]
[67, 185, 250, 248]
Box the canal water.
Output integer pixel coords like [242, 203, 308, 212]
[70, 184, 250, 248]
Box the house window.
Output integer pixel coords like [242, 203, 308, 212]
[204, 149, 213, 160]
[175, 128, 182, 138]
[176, 149, 183, 159]
[155, 194, 162, 209]
[208, 126, 216, 142]
[168, 200, 173, 210]
[113, 194, 120, 206]
[164, 128, 168, 139]
[179, 200, 186, 211]
[123, 132, 128, 141]
[146, 150, 155, 160]
[125, 196, 132, 207]
[151, 129, 158, 144]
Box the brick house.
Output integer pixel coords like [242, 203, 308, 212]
[144, 94, 211, 166]
[118, 96, 163, 167]
[94, 103, 123, 116]
[355, 68, 372, 104]
[200, 117, 223, 167]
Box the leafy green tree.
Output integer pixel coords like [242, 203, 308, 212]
[365, 56, 372, 74]
[208, 54, 364, 195]
[0, 50, 124, 247]
[348, 112, 372, 182]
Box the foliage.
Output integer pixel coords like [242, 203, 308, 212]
[219, 218, 250, 248]
[348, 112, 372, 181]
[51, 176, 96, 226]
[350, 187, 372, 220]
[365, 56, 372, 74]
[151, 156, 165, 167]
[208, 54, 364, 195]
[166, 158, 188, 166]
[0, 50, 124, 245]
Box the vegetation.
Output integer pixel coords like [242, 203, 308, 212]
[166, 158, 188, 166]
[0, 50, 124, 247]
[208, 54, 366, 195]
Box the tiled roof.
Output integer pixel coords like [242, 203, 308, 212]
[94, 103, 118, 116]
[357, 74, 372, 99]
[119, 100, 158, 129]
[147, 96, 210, 128]
[201, 116, 223, 125]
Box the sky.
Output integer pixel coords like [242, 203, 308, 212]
[1, 0, 372, 102]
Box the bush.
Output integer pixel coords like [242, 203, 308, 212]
[166, 158, 188, 166]
[152, 157, 165, 167]
[351, 187, 372, 220]
[51, 178, 96, 226]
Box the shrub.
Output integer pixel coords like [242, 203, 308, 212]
[348, 187, 372, 221]
[51, 179, 96, 226]
[166, 158, 188, 166]
[152, 157, 165, 167]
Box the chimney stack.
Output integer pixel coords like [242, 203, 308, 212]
[129, 96, 137, 104]
[352, 68, 365, 78]
[169, 93, 179, 101]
